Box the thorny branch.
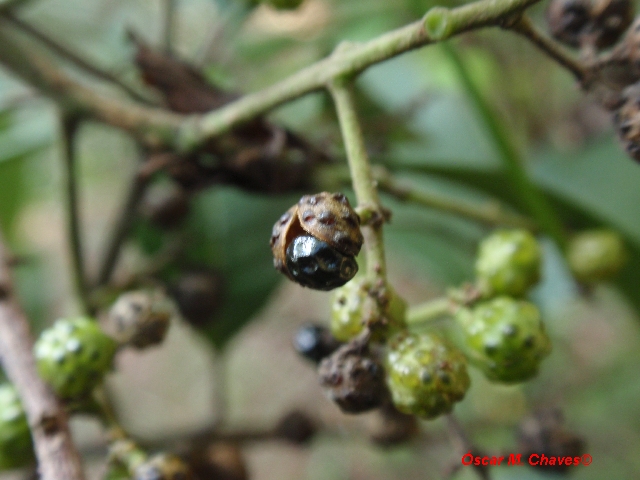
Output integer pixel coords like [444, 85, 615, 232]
[0, 233, 86, 480]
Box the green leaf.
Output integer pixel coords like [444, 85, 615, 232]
[181, 187, 299, 348]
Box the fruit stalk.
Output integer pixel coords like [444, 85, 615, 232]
[329, 79, 387, 280]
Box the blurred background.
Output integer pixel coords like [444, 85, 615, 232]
[1, 0, 640, 479]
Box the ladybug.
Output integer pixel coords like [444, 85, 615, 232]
[271, 192, 363, 291]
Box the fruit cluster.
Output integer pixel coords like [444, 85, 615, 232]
[0, 292, 201, 476]
[281, 218, 558, 424]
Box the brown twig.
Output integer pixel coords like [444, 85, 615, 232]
[509, 15, 589, 84]
[445, 414, 491, 480]
[93, 152, 173, 289]
[0, 232, 86, 480]
[61, 115, 91, 314]
[2, 12, 157, 105]
[0, 0, 545, 151]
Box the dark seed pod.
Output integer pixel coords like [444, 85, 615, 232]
[275, 410, 318, 445]
[613, 81, 640, 162]
[318, 336, 387, 414]
[590, 0, 634, 49]
[134, 453, 192, 480]
[546, 0, 633, 49]
[517, 409, 586, 474]
[293, 323, 341, 364]
[271, 192, 363, 290]
[546, 0, 592, 47]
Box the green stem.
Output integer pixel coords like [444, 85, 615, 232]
[406, 297, 452, 325]
[61, 115, 90, 314]
[441, 41, 567, 249]
[373, 167, 538, 231]
[510, 15, 587, 83]
[329, 79, 386, 279]
[3, 12, 156, 105]
[95, 165, 149, 289]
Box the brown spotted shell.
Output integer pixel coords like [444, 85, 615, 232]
[613, 82, 640, 161]
[270, 205, 304, 279]
[296, 192, 363, 257]
[270, 192, 363, 279]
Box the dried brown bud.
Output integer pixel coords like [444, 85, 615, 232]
[318, 336, 387, 414]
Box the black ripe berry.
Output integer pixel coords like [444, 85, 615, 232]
[271, 192, 363, 291]
[285, 235, 358, 291]
[293, 323, 341, 364]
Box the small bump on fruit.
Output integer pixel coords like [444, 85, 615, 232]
[456, 297, 551, 384]
[475, 229, 542, 298]
[385, 332, 470, 419]
[567, 229, 627, 282]
[34, 317, 118, 399]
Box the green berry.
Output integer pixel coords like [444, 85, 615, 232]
[567, 229, 627, 283]
[0, 384, 34, 470]
[385, 332, 470, 419]
[330, 280, 406, 342]
[475, 229, 542, 297]
[34, 317, 118, 399]
[456, 297, 551, 384]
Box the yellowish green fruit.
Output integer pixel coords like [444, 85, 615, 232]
[567, 229, 627, 283]
[456, 297, 551, 384]
[475, 229, 542, 297]
[330, 279, 406, 342]
[34, 317, 118, 399]
[385, 332, 470, 419]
